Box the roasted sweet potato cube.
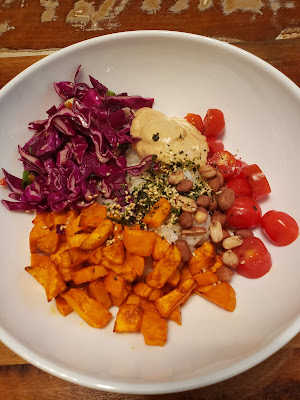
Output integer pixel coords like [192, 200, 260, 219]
[31, 254, 51, 268]
[210, 255, 223, 272]
[32, 212, 46, 225]
[168, 306, 182, 325]
[148, 289, 163, 301]
[71, 265, 109, 284]
[88, 247, 103, 265]
[111, 283, 132, 307]
[101, 257, 136, 282]
[193, 270, 219, 287]
[102, 240, 125, 264]
[30, 221, 50, 253]
[141, 307, 167, 346]
[65, 215, 82, 236]
[133, 282, 152, 298]
[69, 248, 89, 266]
[114, 304, 143, 332]
[66, 233, 90, 248]
[143, 198, 171, 228]
[80, 219, 114, 251]
[147, 244, 181, 289]
[123, 226, 156, 257]
[88, 280, 112, 309]
[195, 282, 236, 312]
[59, 264, 82, 282]
[55, 295, 73, 316]
[124, 252, 145, 277]
[35, 229, 59, 255]
[104, 271, 125, 298]
[51, 250, 72, 269]
[44, 211, 68, 228]
[61, 288, 112, 328]
[188, 241, 216, 276]
[79, 203, 107, 228]
[178, 265, 192, 285]
[167, 268, 181, 287]
[126, 293, 141, 305]
[152, 234, 171, 261]
[155, 278, 196, 319]
[25, 262, 67, 302]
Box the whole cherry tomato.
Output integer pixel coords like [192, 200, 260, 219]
[226, 178, 252, 198]
[233, 237, 272, 279]
[226, 196, 262, 229]
[242, 164, 271, 200]
[206, 137, 224, 157]
[185, 113, 204, 133]
[203, 109, 225, 138]
[208, 151, 240, 178]
[260, 210, 299, 246]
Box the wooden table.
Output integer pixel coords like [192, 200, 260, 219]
[0, 1, 299, 398]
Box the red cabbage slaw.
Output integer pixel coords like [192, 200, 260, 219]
[1, 67, 156, 212]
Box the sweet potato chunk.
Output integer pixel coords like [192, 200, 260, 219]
[31, 254, 51, 268]
[35, 229, 59, 255]
[80, 219, 114, 251]
[123, 226, 156, 257]
[188, 241, 216, 276]
[167, 268, 181, 287]
[168, 306, 182, 325]
[61, 288, 112, 328]
[71, 265, 109, 284]
[79, 203, 107, 228]
[133, 282, 152, 298]
[66, 233, 90, 248]
[193, 270, 219, 287]
[147, 244, 181, 289]
[104, 271, 125, 298]
[111, 283, 132, 307]
[124, 252, 145, 277]
[88, 247, 103, 265]
[102, 240, 125, 264]
[101, 257, 136, 282]
[210, 255, 223, 272]
[195, 282, 236, 312]
[65, 215, 82, 236]
[25, 262, 67, 302]
[143, 198, 171, 228]
[141, 307, 167, 346]
[155, 278, 196, 319]
[114, 304, 143, 332]
[55, 295, 73, 316]
[29, 221, 51, 253]
[88, 280, 112, 309]
[126, 293, 141, 305]
[152, 234, 171, 261]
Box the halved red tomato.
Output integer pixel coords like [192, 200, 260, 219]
[202, 109, 225, 138]
[260, 210, 299, 246]
[242, 164, 271, 200]
[208, 151, 240, 178]
[226, 196, 261, 229]
[185, 113, 204, 133]
[206, 137, 224, 157]
[226, 178, 252, 198]
[233, 237, 272, 279]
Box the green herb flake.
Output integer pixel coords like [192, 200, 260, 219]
[152, 132, 160, 141]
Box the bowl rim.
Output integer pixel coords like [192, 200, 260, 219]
[0, 30, 299, 394]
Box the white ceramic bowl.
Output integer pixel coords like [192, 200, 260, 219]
[0, 31, 299, 394]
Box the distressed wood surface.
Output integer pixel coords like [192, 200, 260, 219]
[0, 0, 299, 398]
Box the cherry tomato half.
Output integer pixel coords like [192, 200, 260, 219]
[233, 237, 272, 279]
[226, 178, 252, 198]
[260, 210, 299, 246]
[203, 109, 225, 138]
[242, 164, 271, 201]
[185, 113, 204, 133]
[206, 137, 224, 157]
[208, 151, 240, 178]
[226, 196, 262, 229]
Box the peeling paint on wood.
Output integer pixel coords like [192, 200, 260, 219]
[40, 0, 59, 23]
[223, 0, 263, 14]
[141, 0, 162, 14]
[0, 21, 15, 36]
[198, 0, 213, 11]
[276, 26, 300, 39]
[169, 0, 190, 13]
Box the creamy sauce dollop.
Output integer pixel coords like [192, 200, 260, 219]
[130, 108, 208, 165]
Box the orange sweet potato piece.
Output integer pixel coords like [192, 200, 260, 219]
[104, 271, 125, 298]
[111, 283, 132, 307]
[178, 265, 192, 285]
[32, 212, 46, 225]
[210, 254, 223, 272]
[31, 254, 51, 268]
[29, 221, 50, 253]
[71, 265, 109, 284]
[65, 215, 82, 236]
[66, 233, 90, 248]
[126, 293, 141, 305]
[168, 306, 182, 325]
[102, 239, 125, 264]
[58, 264, 82, 282]
[143, 198, 171, 228]
[61, 288, 112, 328]
[155, 278, 196, 319]
[114, 304, 143, 332]
[167, 268, 181, 287]
[146, 244, 181, 289]
[25, 262, 67, 302]
[195, 282, 236, 312]
[35, 229, 59, 255]
[79, 203, 107, 229]
[80, 219, 114, 250]
[88, 280, 112, 309]
[148, 289, 163, 301]
[152, 234, 171, 261]
[193, 270, 219, 287]
[124, 251, 145, 277]
[55, 295, 73, 316]
[133, 282, 152, 298]
[188, 241, 216, 276]
[88, 247, 103, 265]
[101, 257, 136, 282]
[141, 307, 167, 346]
[123, 226, 156, 257]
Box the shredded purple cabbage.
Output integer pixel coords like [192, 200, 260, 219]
[1, 66, 156, 212]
